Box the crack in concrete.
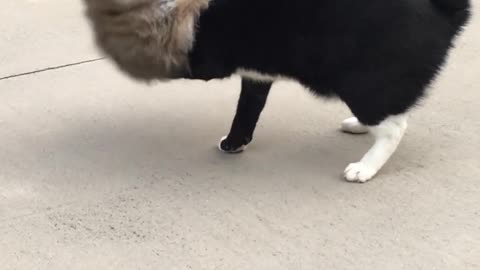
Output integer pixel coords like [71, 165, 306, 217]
[0, 58, 105, 81]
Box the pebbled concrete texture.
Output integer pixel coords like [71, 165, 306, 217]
[0, 1, 479, 270]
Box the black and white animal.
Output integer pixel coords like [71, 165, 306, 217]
[84, 0, 471, 182]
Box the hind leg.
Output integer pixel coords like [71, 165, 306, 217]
[219, 78, 272, 153]
[344, 114, 408, 182]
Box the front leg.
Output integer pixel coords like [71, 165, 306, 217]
[344, 114, 408, 182]
[219, 78, 272, 153]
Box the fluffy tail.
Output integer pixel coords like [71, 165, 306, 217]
[431, 0, 471, 26]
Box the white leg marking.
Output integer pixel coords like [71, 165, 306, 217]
[344, 114, 408, 182]
[218, 136, 248, 154]
[341, 117, 369, 134]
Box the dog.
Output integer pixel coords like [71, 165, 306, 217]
[84, 0, 471, 182]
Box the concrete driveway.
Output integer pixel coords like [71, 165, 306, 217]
[1, 1, 479, 269]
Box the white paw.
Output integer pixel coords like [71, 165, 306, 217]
[341, 117, 369, 134]
[344, 162, 378, 183]
[218, 136, 247, 154]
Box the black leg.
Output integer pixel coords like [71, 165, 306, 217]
[219, 78, 272, 153]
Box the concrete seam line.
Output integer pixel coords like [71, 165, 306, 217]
[0, 58, 106, 81]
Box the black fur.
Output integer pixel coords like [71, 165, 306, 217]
[186, 0, 471, 150]
[220, 79, 271, 152]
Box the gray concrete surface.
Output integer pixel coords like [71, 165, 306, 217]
[0, 1, 479, 270]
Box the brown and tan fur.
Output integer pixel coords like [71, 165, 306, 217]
[84, 0, 210, 81]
